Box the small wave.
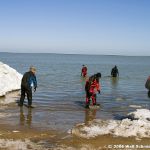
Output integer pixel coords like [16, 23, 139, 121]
[129, 105, 142, 108]
[71, 109, 150, 139]
[115, 97, 126, 101]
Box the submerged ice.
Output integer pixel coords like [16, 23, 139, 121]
[0, 62, 22, 96]
[71, 109, 150, 139]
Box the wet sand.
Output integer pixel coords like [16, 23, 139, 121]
[0, 111, 150, 150]
[61, 135, 150, 150]
[0, 123, 67, 149]
[0, 122, 150, 150]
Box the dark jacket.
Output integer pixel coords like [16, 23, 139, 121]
[111, 67, 119, 77]
[21, 71, 37, 89]
[145, 76, 150, 90]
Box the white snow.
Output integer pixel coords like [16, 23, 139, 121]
[71, 109, 150, 139]
[128, 109, 150, 120]
[0, 62, 22, 97]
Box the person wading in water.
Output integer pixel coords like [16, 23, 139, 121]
[19, 66, 37, 107]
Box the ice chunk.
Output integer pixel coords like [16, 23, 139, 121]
[0, 62, 22, 97]
[72, 109, 150, 139]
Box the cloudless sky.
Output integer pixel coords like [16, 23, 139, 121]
[0, 0, 150, 55]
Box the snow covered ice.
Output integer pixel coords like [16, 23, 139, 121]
[71, 109, 150, 139]
[0, 62, 22, 97]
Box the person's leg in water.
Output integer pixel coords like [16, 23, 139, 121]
[91, 93, 97, 105]
[85, 91, 91, 108]
[19, 86, 26, 106]
[26, 88, 32, 107]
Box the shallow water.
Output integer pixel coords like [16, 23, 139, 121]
[0, 53, 150, 149]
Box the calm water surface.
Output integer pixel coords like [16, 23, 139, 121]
[0, 53, 150, 131]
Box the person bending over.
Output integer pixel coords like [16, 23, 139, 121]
[85, 73, 101, 108]
[19, 66, 37, 107]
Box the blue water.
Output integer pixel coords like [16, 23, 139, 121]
[0, 53, 150, 130]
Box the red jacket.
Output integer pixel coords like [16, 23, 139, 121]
[82, 67, 87, 73]
[89, 79, 100, 93]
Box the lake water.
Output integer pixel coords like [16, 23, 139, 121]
[0, 53, 150, 149]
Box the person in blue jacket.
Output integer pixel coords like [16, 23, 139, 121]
[19, 66, 37, 107]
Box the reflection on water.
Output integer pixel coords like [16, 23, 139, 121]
[110, 77, 119, 99]
[148, 91, 150, 98]
[111, 77, 119, 88]
[80, 77, 87, 92]
[84, 109, 97, 125]
[20, 108, 25, 126]
[20, 107, 32, 127]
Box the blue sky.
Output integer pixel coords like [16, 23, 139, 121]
[0, 0, 150, 55]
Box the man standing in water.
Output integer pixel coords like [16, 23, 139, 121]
[145, 76, 150, 97]
[111, 65, 119, 77]
[81, 65, 88, 77]
[19, 66, 37, 107]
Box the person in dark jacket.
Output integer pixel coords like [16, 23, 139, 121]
[145, 76, 150, 97]
[19, 66, 37, 107]
[111, 65, 119, 77]
[145, 76, 150, 90]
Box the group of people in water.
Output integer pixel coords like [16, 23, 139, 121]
[18, 64, 150, 108]
[81, 64, 119, 78]
[81, 65, 119, 108]
[81, 64, 150, 108]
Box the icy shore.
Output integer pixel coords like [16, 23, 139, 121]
[0, 62, 22, 97]
[0, 139, 45, 150]
[72, 109, 150, 139]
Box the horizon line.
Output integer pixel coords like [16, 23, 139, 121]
[0, 51, 150, 57]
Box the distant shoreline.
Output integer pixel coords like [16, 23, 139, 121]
[0, 52, 150, 57]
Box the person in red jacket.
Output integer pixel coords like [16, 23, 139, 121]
[81, 65, 88, 77]
[85, 73, 101, 108]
